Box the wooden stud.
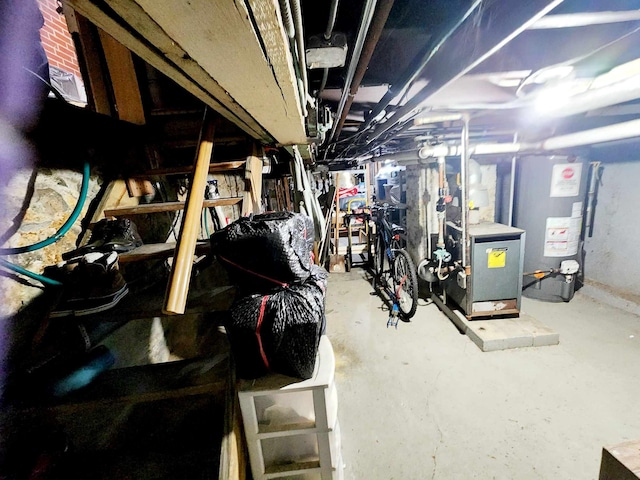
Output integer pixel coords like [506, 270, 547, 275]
[69, 13, 111, 115]
[242, 146, 264, 215]
[98, 29, 146, 125]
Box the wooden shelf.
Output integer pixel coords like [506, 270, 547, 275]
[135, 160, 246, 177]
[118, 241, 211, 263]
[264, 460, 321, 477]
[104, 197, 242, 216]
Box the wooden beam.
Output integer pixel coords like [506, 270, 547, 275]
[98, 29, 146, 125]
[104, 197, 242, 217]
[122, 0, 306, 144]
[65, 11, 111, 115]
[163, 114, 216, 315]
[66, 0, 272, 142]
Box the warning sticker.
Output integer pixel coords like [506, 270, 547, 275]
[550, 163, 582, 197]
[544, 216, 582, 257]
[487, 249, 507, 268]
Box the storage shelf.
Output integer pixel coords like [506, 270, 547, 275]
[136, 160, 246, 176]
[118, 241, 210, 263]
[264, 461, 322, 477]
[257, 426, 332, 439]
[238, 336, 342, 480]
[104, 197, 242, 216]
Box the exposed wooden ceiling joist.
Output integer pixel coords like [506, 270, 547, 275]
[65, 0, 307, 146]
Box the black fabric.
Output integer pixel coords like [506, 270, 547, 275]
[226, 265, 328, 379]
[210, 212, 315, 294]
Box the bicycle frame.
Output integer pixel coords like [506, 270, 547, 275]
[373, 206, 407, 327]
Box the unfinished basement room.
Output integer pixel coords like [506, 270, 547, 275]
[1, 0, 640, 479]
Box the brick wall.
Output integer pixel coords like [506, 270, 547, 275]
[37, 0, 81, 78]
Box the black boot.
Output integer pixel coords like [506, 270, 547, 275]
[102, 218, 143, 253]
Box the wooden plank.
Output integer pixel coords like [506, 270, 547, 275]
[118, 241, 211, 263]
[242, 149, 264, 215]
[283, 176, 292, 211]
[163, 115, 216, 315]
[600, 439, 640, 480]
[98, 29, 146, 125]
[131, 0, 306, 144]
[104, 197, 242, 216]
[219, 367, 246, 480]
[137, 160, 246, 177]
[67, 12, 111, 115]
[18, 356, 229, 414]
[67, 0, 271, 142]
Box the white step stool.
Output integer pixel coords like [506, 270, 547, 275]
[237, 335, 342, 479]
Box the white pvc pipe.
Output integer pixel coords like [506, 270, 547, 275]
[540, 74, 640, 118]
[407, 118, 640, 164]
[531, 11, 640, 29]
[540, 118, 640, 150]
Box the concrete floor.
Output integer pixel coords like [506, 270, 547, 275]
[325, 270, 640, 480]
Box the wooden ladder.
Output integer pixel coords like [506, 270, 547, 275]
[86, 113, 263, 315]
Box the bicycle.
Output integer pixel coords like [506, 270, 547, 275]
[371, 204, 419, 326]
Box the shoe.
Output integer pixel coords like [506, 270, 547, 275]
[62, 218, 143, 259]
[102, 218, 143, 253]
[50, 252, 129, 317]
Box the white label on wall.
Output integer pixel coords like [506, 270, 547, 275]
[544, 216, 581, 257]
[550, 163, 582, 197]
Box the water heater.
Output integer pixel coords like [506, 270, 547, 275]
[513, 155, 587, 302]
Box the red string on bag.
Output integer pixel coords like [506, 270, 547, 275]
[218, 255, 289, 288]
[255, 295, 271, 370]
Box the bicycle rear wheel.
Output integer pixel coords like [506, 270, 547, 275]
[392, 249, 419, 319]
[374, 232, 386, 278]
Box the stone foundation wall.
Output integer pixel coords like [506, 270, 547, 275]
[0, 167, 101, 317]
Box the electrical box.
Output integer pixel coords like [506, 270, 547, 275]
[444, 222, 525, 318]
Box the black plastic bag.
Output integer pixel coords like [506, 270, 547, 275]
[210, 212, 315, 293]
[226, 265, 328, 379]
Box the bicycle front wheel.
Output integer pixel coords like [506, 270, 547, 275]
[392, 249, 419, 319]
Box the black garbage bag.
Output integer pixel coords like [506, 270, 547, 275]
[210, 212, 315, 293]
[226, 265, 328, 379]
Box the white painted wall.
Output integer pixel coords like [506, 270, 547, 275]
[583, 149, 640, 296]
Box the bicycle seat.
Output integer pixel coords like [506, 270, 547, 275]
[391, 223, 405, 235]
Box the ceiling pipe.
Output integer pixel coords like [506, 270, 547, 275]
[332, 0, 395, 139]
[290, 0, 309, 115]
[531, 10, 640, 29]
[324, 0, 340, 40]
[363, 0, 566, 150]
[401, 117, 640, 164]
[278, 0, 295, 39]
[537, 73, 640, 118]
[318, 0, 341, 97]
[355, 1, 484, 137]
[327, 0, 378, 144]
